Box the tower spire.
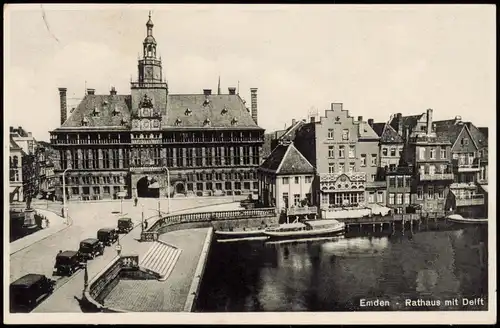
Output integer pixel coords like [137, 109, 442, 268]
[217, 76, 221, 95]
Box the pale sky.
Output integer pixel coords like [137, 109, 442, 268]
[4, 4, 496, 141]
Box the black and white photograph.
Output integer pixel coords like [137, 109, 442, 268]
[4, 4, 496, 325]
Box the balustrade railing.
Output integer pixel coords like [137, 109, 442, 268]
[143, 207, 277, 239]
[287, 206, 318, 215]
[456, 194, 485, 206]
[319, 172, 366, 182]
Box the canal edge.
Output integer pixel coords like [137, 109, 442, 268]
[183, 227, 213, 312]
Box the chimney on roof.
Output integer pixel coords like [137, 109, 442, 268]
[292, 119, 296, 126]
[426, 108, 433, 135]
[396, 113, 403, 135]
[368, 118, 374, 127]
[10, 126, 14, 133]
[455, 115, 462, 124]
[203, 89, 212, 96]
[331, 103, 343, 111]
[58, 87, 68, 125]
[250, 88, 258, 125]
[228, 87, 236, 95]
[358, 116, 363, 122]
[87, 88, 95, 95]
[28, 132, 32, 137]
[310, 116, 316, 123]
[110, 86, 117, 96]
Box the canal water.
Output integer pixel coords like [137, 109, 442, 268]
[196, 221, 488, 312]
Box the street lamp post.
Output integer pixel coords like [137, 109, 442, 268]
[141, 204, 145, 233]
[62, 167, 71, 220]
[120, 197, 123, 214]
[162, 166, 171, 214]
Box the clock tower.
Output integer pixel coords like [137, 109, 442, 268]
[137, 11, 163, 84]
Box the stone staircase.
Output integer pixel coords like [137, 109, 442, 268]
[139, 241, 182, 281]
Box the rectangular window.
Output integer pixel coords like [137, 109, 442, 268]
[404, 193, 410, 204]
[328, 146, 335, 158]
[419, 147, 426, 160]
[242, 146, 250, 165]
[243, 182, 251, 190]
[390, 147, 396, 157]
[338, 146, 345, 158]
[427, 186, 434, 199]
[175, 148, 183, 167]
[328, 163, 335, 174]
[103, 186, 110, 194]
[327, 129, 334, 140]
[349, 162, 355, 173]
[225, 181, 232, 190]
[253, 182, 258, 189]
[438, 187, 444, 199]
[397, 176, 404, 188]
[234, 147, 241, 165]
[371, 154, 377, 166]
[224, 146, 231, 166]
[377, 192, 384, 203]
[195, 148, 203, 166]
[349, 146, 355, 158]
[206, 182, 213, 191]
[371, 174, 376, 182]
[294, 177, 300, 184]
[389, 177, 396, 187]
[396, 193, 403, 205]
[430, 148, 436, 159]
[338, 163, 344, 173]
[389, 193, 395, 205]
[405, 176, 411, 187]
[93, 186, 100, 194]
[282, 177, 289, 185]
[342, 129, 349, 141]
[368, 192, 375, 203]
[294, 194, 301, 206]
[417, 187, 423, 200]
[382, 148, 388, 156]
[440, 148, 446, 159]
[102, 150, 109, 169]
[196, 182, 204, 191]
[72, 187, 79, 195]
[429, 165, 435, 175]
[283, 192, 289, 208]
[305, 176, 312, 183]
[360, 154, 366, 166]
[419, 165, 425, 175]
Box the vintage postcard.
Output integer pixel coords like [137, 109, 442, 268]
[4, 3, 496, 325]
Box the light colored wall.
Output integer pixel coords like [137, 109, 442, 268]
[275, 174, 314, 210]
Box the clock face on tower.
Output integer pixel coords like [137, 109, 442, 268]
[145, 67, 153, 79]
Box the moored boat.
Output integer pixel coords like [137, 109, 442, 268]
[446, 214, 488, 224]
[214, 228, 267, 239]
[264, 219, 346, 239]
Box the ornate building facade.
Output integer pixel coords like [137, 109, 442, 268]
[50, 14, 264, 200]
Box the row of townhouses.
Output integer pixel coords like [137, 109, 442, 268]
[260, 106, 488, 220]
[9, 14, 489, 221]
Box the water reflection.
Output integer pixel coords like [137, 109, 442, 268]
[196, 223, 488, 312]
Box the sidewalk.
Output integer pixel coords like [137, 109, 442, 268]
[10, 208, 70, 255]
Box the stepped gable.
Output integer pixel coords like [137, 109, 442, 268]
[60, 94, 132, 128]
[164, 94, 261, 129]
[260, 143, 315, 175]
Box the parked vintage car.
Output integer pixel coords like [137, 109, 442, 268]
[78, 238, 104, 261]
[53, 250, 83, 276]
[117, 217, 134, 233]
[10, 274, 56, 312]
[97, 228, 119, 246]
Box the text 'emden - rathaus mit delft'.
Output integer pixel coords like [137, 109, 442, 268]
[47, 14, 488, 220]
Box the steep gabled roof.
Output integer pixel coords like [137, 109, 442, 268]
[434, 120, 468, 146]
[371, 123, 386, 137]
[259, 143, 315, 175]
[376, 123, 404, 143]
[60, 94, 132, 128]
[466, 123, 488, 149]
[10, 136, 22, 150]
[164, 94, 261, 129]
[358, 121, 380, 140]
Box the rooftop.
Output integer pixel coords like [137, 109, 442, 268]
[259, 143, 315, 175]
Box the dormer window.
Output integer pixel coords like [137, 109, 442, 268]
[113, 106, 121, 116]
[203, 98, 210, 106]
[82, 117, 89, 126]
[175, 118, 182, 126]
[103, 100, 108, 106]
[231, 117, 238, 126]
[203, 118, 211, 127]
[221, 106, 228, 115]
[93, 106, 100, 116]
[121, 117, 128, 125]
[185, 108, 192, 116]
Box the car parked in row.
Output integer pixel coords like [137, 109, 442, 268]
[53, 250, 83, 276]
[78, 238, 104, 261]
[10, 274, 56, 312]
[97, 228, 119, 246]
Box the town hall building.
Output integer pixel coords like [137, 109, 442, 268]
[49, 13, 264, 200]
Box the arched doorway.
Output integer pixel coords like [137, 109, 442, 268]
[137, 176, 160, 198]
[175, 183, 185, 195]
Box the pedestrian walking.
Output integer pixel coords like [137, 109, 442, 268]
[134, 197, 138, 207]
[144, 220, 148, 230]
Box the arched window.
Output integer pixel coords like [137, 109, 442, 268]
[147, 45, 153, 57]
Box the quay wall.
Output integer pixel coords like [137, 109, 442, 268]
[183, 227, 214, 312]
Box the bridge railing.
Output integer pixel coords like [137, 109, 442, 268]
[142, 208, 277, 240]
